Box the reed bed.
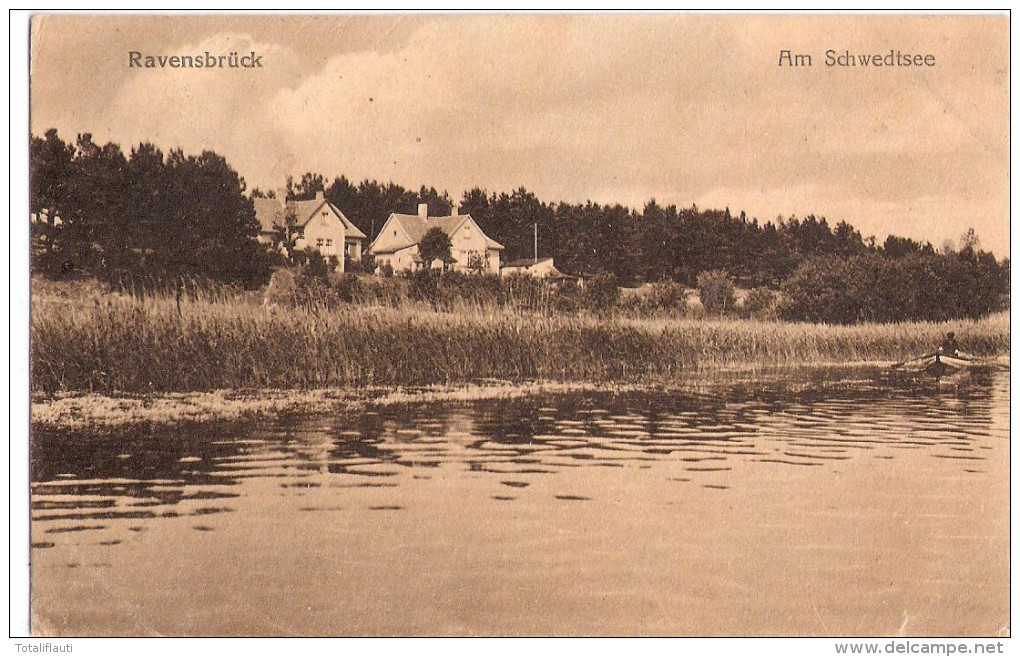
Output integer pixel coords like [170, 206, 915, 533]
[31, 285, 1010, 395]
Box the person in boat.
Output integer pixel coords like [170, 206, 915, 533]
[938, 332, 960, 358]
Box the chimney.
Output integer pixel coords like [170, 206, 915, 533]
[450, 203, 458, 217]
[276, 187, 287, 203]
[315, 190, 324, 202]
[418, 203, 428, 219]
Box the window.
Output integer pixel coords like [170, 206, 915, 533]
[325, 239, 333, 247]
[316, 238, 324, 247]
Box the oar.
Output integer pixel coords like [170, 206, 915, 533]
[891, 352, 937, 369]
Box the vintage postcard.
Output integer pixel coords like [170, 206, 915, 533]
[23, 12, 1009, 641]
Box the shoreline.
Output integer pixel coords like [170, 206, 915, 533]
[30, 381, 594, 431]
[30, 358, 1009, 431]
[32, 281, 1010, 396]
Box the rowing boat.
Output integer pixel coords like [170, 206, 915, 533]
[893, 352, 994, 377]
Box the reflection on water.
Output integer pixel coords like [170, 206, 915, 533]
[32, 370, 1007, 520]
[30, 368, 1010, 636]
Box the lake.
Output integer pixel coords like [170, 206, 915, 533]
[30, 368, 1010, 636]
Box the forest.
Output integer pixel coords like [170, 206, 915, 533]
[31, 129, 1010, 323]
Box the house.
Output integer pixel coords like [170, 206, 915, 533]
[501, 257, 574, 280]
[370, 203, 503, 274]
[254, 190, 367, 270]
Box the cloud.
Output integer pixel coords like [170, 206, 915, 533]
[36, 15, 1009, 255]
[105, 32, 301, 184]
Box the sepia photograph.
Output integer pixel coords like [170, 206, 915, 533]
[19, 11, 1010, 642]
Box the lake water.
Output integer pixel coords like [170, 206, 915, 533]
[30, 368, 1010, 636]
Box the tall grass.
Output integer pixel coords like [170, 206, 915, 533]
[31, 282, 1010, 394]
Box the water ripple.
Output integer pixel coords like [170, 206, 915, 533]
[31, 368, 1008, 551]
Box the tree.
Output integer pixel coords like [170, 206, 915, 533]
[324, 177, 420, 243]
[466, 251, 488, 274]
[697, 270, 736, 315]
[832, 221, 866, 257]
[467, 187, 554, 264]
[636, 199, 678, 283]
[415, 185, 453, 217]
[459, 188, 491, 224]
[295, 247, 331, 284]
[418, 227, 454, 269]
[271, 205, 300, 263]
[883, 235, 923, 259]
[779, 252, 1009, 324]
[31, 129, 273, 287]
[292, 172, 326, 200]
[29, 129, 75, 273]
[62, 133, 130, 275]
[153, 148, 270, 286]
[959, 228, 981, 253]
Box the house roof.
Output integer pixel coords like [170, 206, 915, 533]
[253, 197, 367, 240]
[253, 198, 284, 233]
[502, 258, 575, 279]
[371, 213, 504, 254]
[504, 258, 554, 268]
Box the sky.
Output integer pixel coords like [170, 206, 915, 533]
[29, 13, 1010, 256]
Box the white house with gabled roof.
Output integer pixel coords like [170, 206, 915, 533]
[370, 203, 504, 274]
[254, 190, 367, 270]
